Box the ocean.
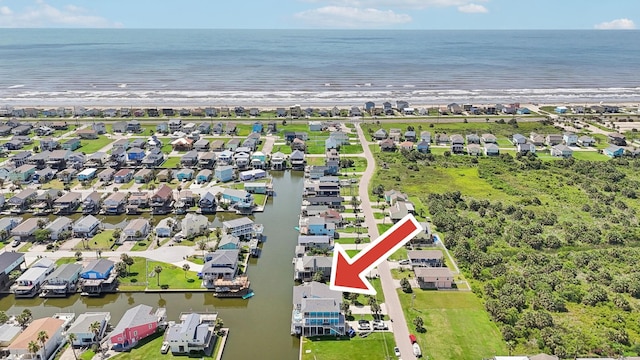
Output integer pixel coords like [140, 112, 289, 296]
[0, 29, 639, 106]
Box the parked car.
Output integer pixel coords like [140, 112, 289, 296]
[357, 320, 371, 331]
[399, 259, 410, 265]
[373, 320, 388, 330]
[160, 341, 169, 354]
[11, 239, 20, 248]
[409, 334, 417, 344]
[394, 346, 401, 357]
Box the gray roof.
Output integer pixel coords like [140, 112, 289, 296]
[205, 249, 240, 266]
[0, 324, 22, 344]
[166, 313, 208, 343]
[0, 252, 25, 273]
[293, 281, 341, 307]
[83, 258, 114, 274]
[75, 215, 100, 229]
[45, 263, 82, 282]
[298, 235, 331, 245]
[301, 298, 340, 313]
[67, 312, 110, 335]
[223, 217, 253, 228]
[218, 234, 240, 248]
[407, 250, 443, 260]
[302, 255, 333, 269]
[46, 217, 72, 233]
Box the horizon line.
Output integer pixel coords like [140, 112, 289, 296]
[1, 27, 638, 31]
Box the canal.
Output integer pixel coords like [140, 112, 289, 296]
[0, 171, 303, 360]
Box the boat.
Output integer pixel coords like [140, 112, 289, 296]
[294, 226, 300, 231]
[242, 291, 255, 299]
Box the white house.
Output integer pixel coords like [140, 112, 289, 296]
[45, 216, 73, 241]
[165, 313, 215, 354]
[122, 219, 150, 241]
[67, 312, 111, 347]
[222, 217, 254, 238]
[8, 317, 65, 359]
[181, 214, 209, 238]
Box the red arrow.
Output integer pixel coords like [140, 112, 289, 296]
[330, 214, 422, 295]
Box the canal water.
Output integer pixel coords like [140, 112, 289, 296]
[0, 171, 303, 360]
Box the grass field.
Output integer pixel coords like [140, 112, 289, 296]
[145, 260, 201, 290]
[161, 157, 181, 168]
[110, 330, 219, 360]
[301, 332, 396, 360]
[79, 136, 112, 153]
[398, 291, 507, 360]
[73, 230, 116, 250]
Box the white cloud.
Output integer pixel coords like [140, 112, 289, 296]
[457, 3, 487, 13]
[594, 18, 635, 30]
[301, 0, 485, 10]
[295, 6, 412, 28]
[0, 1, 121, 28]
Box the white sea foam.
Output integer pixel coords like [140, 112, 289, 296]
[7, 84, 24, 89]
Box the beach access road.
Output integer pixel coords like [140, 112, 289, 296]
[355, 122, 417, 360]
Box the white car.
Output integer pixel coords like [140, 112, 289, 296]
[357, 320, 371, 331]
[160, 341, 169, 354]
[394, 346, 401, 357]
[372, 320, 388, 330]
[11, 240, 20, 248]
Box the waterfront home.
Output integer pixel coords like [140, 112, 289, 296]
[40, 137, 59, 151]
[408, 250, 444, 267]
[196, 169, 213, 184]
[290, 149, 306, 170]
[239, 169, 266, 182]
[217, 234, 240, 250]
[62, 138, 81, 151]
[563, 132, 578, 146]
[181, 150, 199, 167]
[604, 145, 624, 158]
[134, 168, 154, 183]
[151, 184, 174, 214]
[545, 134, 563, 146]
[412, 222, 434, 247]
[291, 281, 345, 336]
[73, 215, 101, 238]
[67, 312, 110, 347]
[11, 218, 42, 242]
[294, 255, 332, 282]
[202, 249, 240, 287]
[83, 191, 102, 215]
[271, 151, 286, 170]
[550, 144, 573, 158]
[222, 188, 253, 210]
[226, 138, 240, 151]
[122, 219, 150, 241]
[215, 165, 234, 182]
[155, 218, 176, 238]
[180, 213, 209, 238]
[177, 168, 195, 181]
[103, 192, 127, 214]
[8, 188, 37, 213]
[197, 122, 211, 133]
[297, 235, 332, 252]
[291, 138, 306, 152]
[244, 182, 268, 194]
[157, 169, 172, 182]
[198, 152, 216, 169]
[578, 135, 596, 147]
[0, 217, 22, 240]
[172, 137, 194, 151]
[166, 313, 215, 355]
[373, 129, 387, 140]
[41, 263, 82, 297]
[114, 168, 134, 183]
[81, 259, 114, 280]
[516, 142, 535, 154]
[304, 196, 343, 209]
[0, 323, 22, 347]
[199, 192, 217, 214]
[45, 216, 73, 241]
[15, 258, 55, 298]
[194, 138, 210, 152]
[8, 317, 65, 359]
[8, 164, 36, 183]
[608, 132, 626, 146]
[110, 305, 167, 351]
[0, 252, 25, 289]
[222, 217, 254, 238]
[54, 191, 82, 213]
[11, 125, 32, 136]
[108, 148, 127, 168]
[80, 258, 118, 295]
[112, 121, 127, 132]
[168, 118, 182, 132]
[299, 217, 335, 237]
[414, 267, 453, 289]
[211, 122, 223, 134]
[10, 151, 31, 167]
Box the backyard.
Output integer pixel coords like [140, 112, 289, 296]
[301, 332, 396, 360]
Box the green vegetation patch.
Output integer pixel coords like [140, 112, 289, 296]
[301, 332, 396, 360]
[79, 136, 112, 153]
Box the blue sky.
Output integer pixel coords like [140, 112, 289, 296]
[0, 0, 637, 30]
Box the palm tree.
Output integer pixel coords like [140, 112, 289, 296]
[37, 330, 49, 359]
[67, 333, 78, 360]
[28, 341, 40, 359]
[182, 263, 190, 279]
[214, 227, 222, 240]
[154, 265, 163, 286]
[89, 321, 101, 345]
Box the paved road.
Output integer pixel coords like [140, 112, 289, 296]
[355, 123, 416, 360]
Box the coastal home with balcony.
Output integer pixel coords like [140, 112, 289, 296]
[114, 168, 134, 184]
[293, 255, 332, 282]
[0, 252, 25, 290]
[194, 138, 210, 152]
[98, 167, 115, 182]
[201, 249, 248, 294]
[605, 145, 624, 158]
[529, 133, 545, 146]
[67, 312, 111, 347]
[110, 305, 167, 351]
[389, 201, 415, 223]
[11, 218, 42, 242]
[8, 317, 65, 359]
[511, 134, 527, 145]
[408, 250, 444, 267]
[608, 132, 626, 146]
[197, 152, 216, 169]
[176, 168, 195, 182]
[196, 169, 213, 184]
[10, 151, 31, 167]
[122, 219, 150, 242]
[40, 137, 59, 151]
[215, 165, 234, 182]
[222, 217, 254, 238]
[151, 184, 174, 214]
[8, 164, 36, 183]
[545, 134, 563, 146]
[291, 281, 345, 336]
[578, 135, 596, 147]
[7, 189, 37, 213]
[415, 267, 454, 289]
[411, 222, 434, 247]
[86, 152, 109, 167]
[0, 217, 22, 241]
[92, 122, 107, 134]
[156, 169, 172, 182]
[181, 150, 199, 167]
[40, 263, 82, 297]
[61, 138, 81, 151]
[155, 218, 175, 238]
[73, 215, 101, 238]
[141, 148, 164, 168]
[127, 147, 145, 164]
[180, 214, 209, 238]
[77, 168, 97, 182]
[108, 148, 127, 168]
[165, 313, 216, 356]
[563, 132, 578, 146]
[297, 235, 332, 252]
[82, 191, 102, 215]
[14, 258, 55, 298]
[77, 128, 98, 139]
[80, 258, 117, 295]
[299, 217, 335, 237]
[550, 144, 573, 158]
[517, 143, 536, 155]
[103, 192, 127, 214]
[199, 192, 217, 214]
[45, 217, 72, 241]
[271, 151, 286, 170]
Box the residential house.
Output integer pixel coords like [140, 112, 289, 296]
[577, 136, 596, 147]
[290, 149, 306, 170]
[416, 140, 430, 153]
[484, 143, 500, 156]
[267, 121, 277, 133]
[222, 217, 254, 238]
[171, 138, 194, 151]
[447, 103, 463, 114]
[81, 259, 114, 280]
[414, 267, 454, 289]
[14, 258, 55, 297]
[4, 139, 23, 151]
[217, 150, 233, 165]
[271, 151, 286, 170]
[114, 168, 134, 183]
[8, 189, 37, 212]
[47, 149, 72, 170]
[608, 132, 626, 146]
[294, 255, 332, 282]
[155, 218, 175, 238]
[110, 305, 166, 350]
[180, 214, 209, 238]
[87, 152, 109, 167]
[36, 126, 54, 136]
[83, 191, 102, 215]
[291, 281, 345, 336]
[194, 138, 210, 152]
[73, 215, 101, 238]
[40, 263, 82, 297]
[33, 167, 55, 184]
[62, 138, 81, 151]
[112, 121, 127, 133]
[389, 128, 402, 142]
[77, 168, 97, 182]
[389, 201, 414, 223]
[517, 143, 536, 154]
[419, 131, 431, 143]
[215, 165, 235, 182]
[197, 152, 216, 169]
[127, 120, 141, 133]
[54, 192, 82, 214]
[8, 164, 36, 183]
[122, 219, 150, 241]
[11, 218, 42, 242]
[226, 138, 240, 151]
[250, 151, 266, 169]
[297, 235, 332, 252]
[108, 148, 127, 168]
[67, 312, 110, 347]
[399, 141, 414, 151]
[0, 323, 21, 348]
[128, 192, 150, 209]
[151, 184, 174, 214]
[225, 122, 237, 135]
[198, 191, 217, 214]
[550, 144, 573, 158]
[529, 133, 545, 146]
[466, 134, 480, 144]
[407, 250, 444, 267]
[217, 234, 240, 250]
[40, 137, 59, 151]
[372, 129, 387, 140]
[201, 249, 243, 291]
[165, 313, 215, 355]
[379, 139, 396, 152]
[92, 122, 107, 134]
[0, 217, 22, 241]
[134, 168, 154, 183]
[112, 139, 130, 152]
[563, 132, 578, 146]
[127, 147, 146, 163]
[411, 222, 434, 247]
[546, 134, 563, 146]
[291, 138, 306, 152]
[8, 317, 65, 359]
[234, 152, 251, 170]
[198, 122, 211, 134]
[142, 149, 164, 168]
[450, 134, 465, 153]
[98, 168, 116, 183]
[103, 192, 127, 214]
[210, 139, 225, 151]
[11, 125, 32, 136]
[77, 129, 98, 139]
[0, 252, 25, 289]
[196, 169, 213, 184]
[512, 134, 527, 145]
[10, 151, 31, 166]
[168, 118, 183, 132]
[467, 144, 482, 156]
[157, 169, 172, 182]
[299, 217, 335, 238]
[309, 121, 323, 131]
[604, 145, 624, 158]
[436, 134, 450, 144]
[212, 122, 223, 134]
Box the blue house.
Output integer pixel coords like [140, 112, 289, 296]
[301, 217, 335, 237]
[555, 106, 568, 114]
[417, 140, 430, 153]
[176, 168, 194, 181]
[196, 169, 213, 184]
[222, 188, 253, 207]
[127, 147, 145, 162]
[252, 122, 263, 133]
[604, 145, 624, 158]
[325, 138, 338, 151]
[81, 259, 114, 280]
[516, 107, 531, 115]
[77, 168, 98, 181]
[215, 165, 234, 182]
[62, 138, 81, 151]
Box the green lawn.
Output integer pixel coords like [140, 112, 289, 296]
[110, 330, 219, 360]
[130, 240, 152, 251]
[272, 145, 292, 154]
[41, 179, 77, 190]
[146, 260, 201, 290]
[340, 144, 364, 154]
[73, 230, 116, 250]
[79, 136, 112, 153]
[17, 242, 32, 252]
[55, 257, 79, 266]
[117, 257, 148, 291]
[572, 151, 609, 161]
[301, 332, 396, 360]
[399, 291, 507, 360]
[161, 157, 181, 168]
